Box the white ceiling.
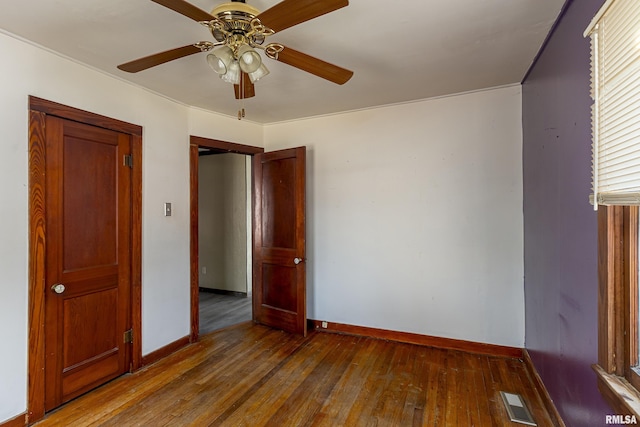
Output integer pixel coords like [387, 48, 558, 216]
[0, 0, 565, 124]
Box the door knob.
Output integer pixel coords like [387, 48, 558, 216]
[294, 258, 304, 265]
[51, 283, 66, 294]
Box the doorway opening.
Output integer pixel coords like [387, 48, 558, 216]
[189, 136, 264, 342]
[198, 150, 252, 334]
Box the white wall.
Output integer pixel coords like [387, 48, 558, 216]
[0, 32, 262, 424]
[264, 85, 524, 348]
[188, 107, 262, 146]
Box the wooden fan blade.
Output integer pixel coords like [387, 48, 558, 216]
[118, 44, 203, 73]
[234, 73, 255, 99]
[275, 46, 353, 85]
[257, 0, 348, 33]
[151, 0, 215, 22]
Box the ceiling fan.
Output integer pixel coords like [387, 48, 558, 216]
[118, 0, 354, 115]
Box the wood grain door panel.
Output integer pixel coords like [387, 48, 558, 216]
[253, 147, 306, 335]
[62, 131, 118, 270]
[261, 157, 297, 249]
[61, 287, 121, 398]
[44, 117, 132, 410]
[262, 263, 297, 312]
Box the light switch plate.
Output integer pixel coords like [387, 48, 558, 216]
[164, 202, 172, 216]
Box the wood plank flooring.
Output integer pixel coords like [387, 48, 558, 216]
[199, 291, 252, 335]
[35, 322, 557, 426]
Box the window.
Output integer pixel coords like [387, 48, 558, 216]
[585, 0, 640, 416]
[586, 0, 640, 208]
[594, 206, 640, 415]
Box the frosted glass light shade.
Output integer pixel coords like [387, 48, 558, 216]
[249, 63, 270, 83]
[220, 60, 240, 84]
[237, 45, 262, 73]
[206, 46, 234, 75]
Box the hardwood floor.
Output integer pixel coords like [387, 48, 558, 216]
[35, 322, 558, 426]
[199, 291, 252, 335]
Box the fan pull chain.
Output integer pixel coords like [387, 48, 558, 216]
[237, 72, 248, 120]
[238, 72, 245, 120]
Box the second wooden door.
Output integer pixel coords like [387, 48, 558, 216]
[252, 147, 307, 336]
[44, 117, 133, 410]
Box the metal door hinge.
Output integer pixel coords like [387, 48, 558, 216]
[124, 329, 133, 344]
[123, 154, 133, 168]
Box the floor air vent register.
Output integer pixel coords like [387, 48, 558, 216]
[500, 391, 537, 426]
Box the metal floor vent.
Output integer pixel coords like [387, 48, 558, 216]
[500, 391, 537, 426]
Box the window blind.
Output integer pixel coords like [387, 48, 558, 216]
[585, 0, 640, 209]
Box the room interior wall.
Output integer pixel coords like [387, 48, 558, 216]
[0, 31, 262, 424]
[198, 153, 248, 293]
[264, 85, 525, 348]
[521, 0, 612, 425]
[1, 21, 530, 426]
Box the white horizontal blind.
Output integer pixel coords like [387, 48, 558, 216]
[585, 0, 640, 208]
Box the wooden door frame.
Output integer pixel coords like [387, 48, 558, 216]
[189, 136, 263, 342]
[28, 97, 143, 423]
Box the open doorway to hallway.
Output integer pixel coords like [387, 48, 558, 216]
[198, 150, 252, 335]
[189, 136, 264, 342]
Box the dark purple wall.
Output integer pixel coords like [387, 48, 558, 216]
[522, 0, 611, 426]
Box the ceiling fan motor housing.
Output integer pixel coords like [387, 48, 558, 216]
[210, 1, 262, 44]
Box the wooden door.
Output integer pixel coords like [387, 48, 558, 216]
[253, 147, 307, 335]
[44, 116, 132, 411]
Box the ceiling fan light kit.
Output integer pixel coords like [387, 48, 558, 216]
[220, 59, 241, 84]
[119, 0, 354, 119]
[236, 44, 262, 73]
[248, 63, 270, 83]
[206, 46, 233, 74]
